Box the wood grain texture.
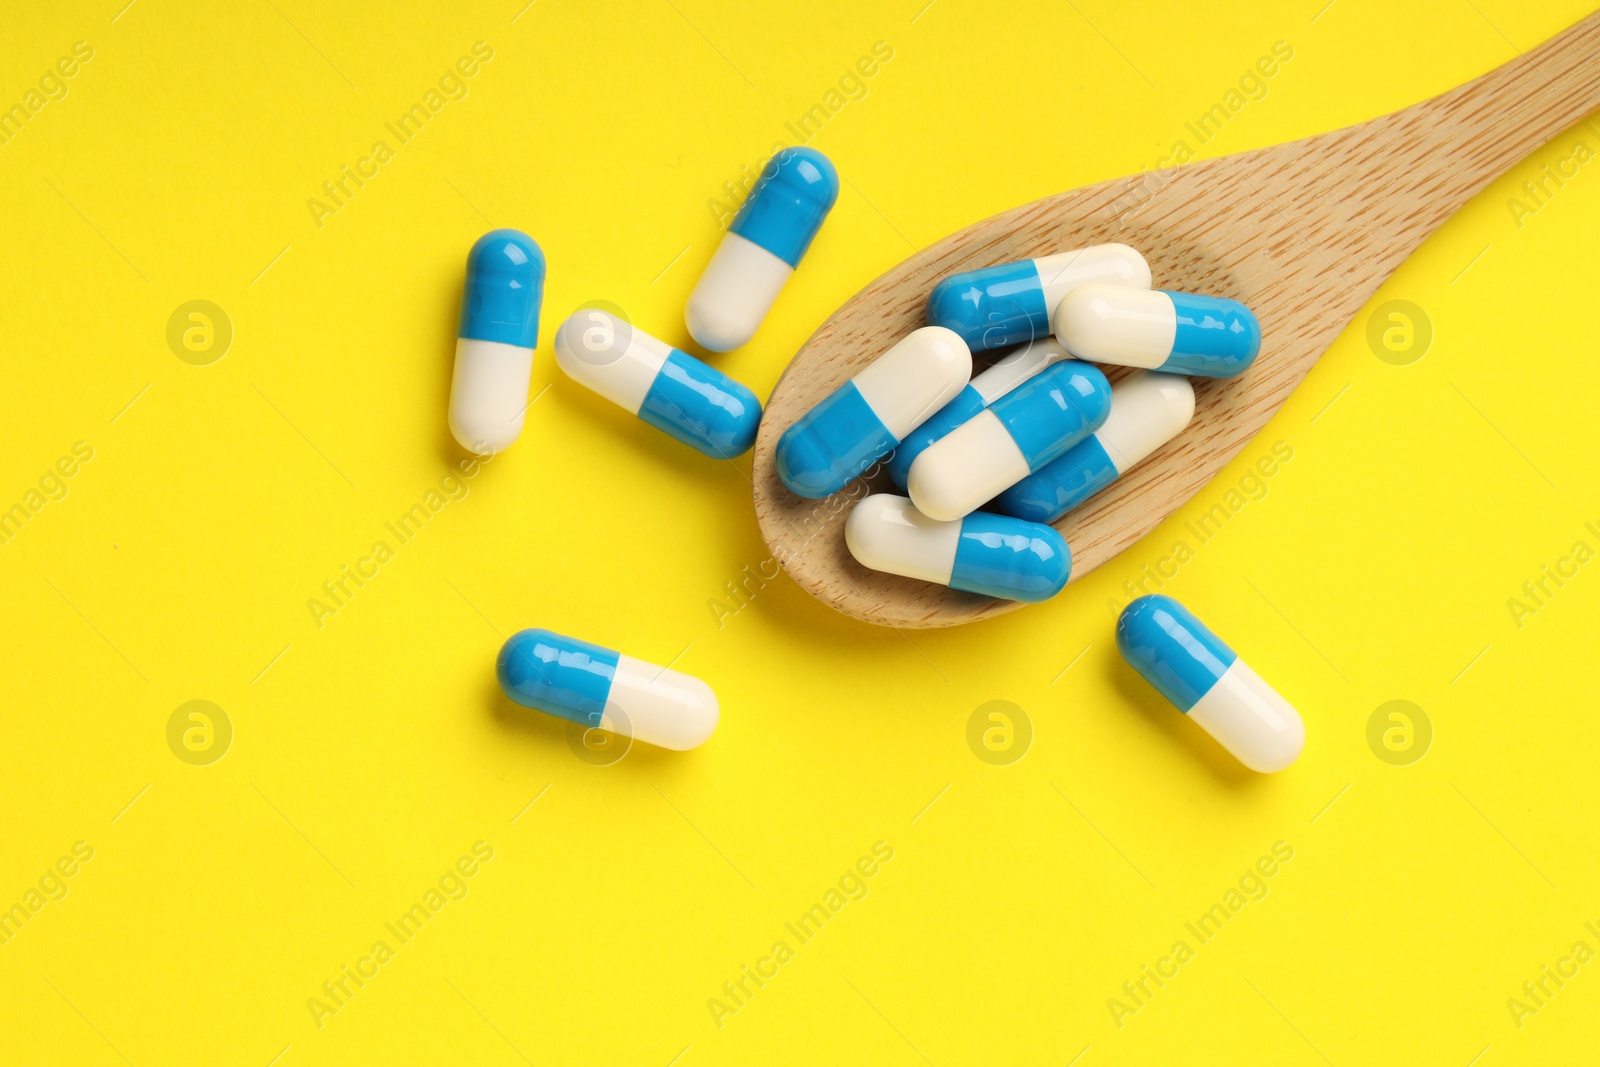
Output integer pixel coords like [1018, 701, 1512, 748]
[752, 10, 1600, 628]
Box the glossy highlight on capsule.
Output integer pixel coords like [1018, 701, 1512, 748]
[554, 308, 761, 458]
[449, 229, 546, 454]
[926, 244, 1150, 352]
[1054, 285, 1261, 378]
[497, 628, 718, 751]
[994, 370, 1195, 523]
[1116, 596, 1304, 772]
[686, 147, 839, 352]
[906, 360, 1110, 522]
[846, 494, 1070, 602]
[885, 338, 1069, 489]
[776, 326, 970, 499]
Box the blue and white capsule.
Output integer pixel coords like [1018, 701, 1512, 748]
[554, 309, 761, 459]
[1054, 285, 1261, 378]
[993, 371, 1195, 523]
[497, 628, 718, 750]
[686, 147, 840, 352]
[906, 360, 1111, 522]
[776, 326, 971, 499]
[846, 495, 1070, 602]
[885, 338, 1069, 489]
[450, 229, 546, 454]
[1117, 596, 1304, 772]
[926, 244, 1150, 352]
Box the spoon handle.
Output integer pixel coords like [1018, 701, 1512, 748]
[1427, 10, 1600, 179]
[1319, 11, 1600, 256]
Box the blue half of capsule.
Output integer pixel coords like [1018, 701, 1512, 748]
[1115, 595, 1238, 713]
[885, 384, 986, 489]
[926, 245, 1151, 352]
[638, 350, 762, 459]
[989, 360, 1113, 470]
[926, 260, 1047, 352]
[776, 383, 891, 498]
[951, 512, 1071, 601]
[993, 436, 1119, 523]
[729, 147, 840, 268]
[1165, 291, 1260, 377]
[496, 628, 617, 727]
[460, 229, 545, 348]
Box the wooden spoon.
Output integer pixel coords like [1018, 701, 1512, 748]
[752, 11, 1600, 628]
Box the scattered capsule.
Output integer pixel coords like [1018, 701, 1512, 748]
[993, 371, 1195, 523]
[926, 244, 1150, 352]
[686, 147, 840, 352]
[1054, 285, 1261, 378]
[885, 338, 1069, 489]
[553, 309, 760, 458]
[907, 360, 1110, 522]
[776, 326, 971, 499]
[846, 494, 1070, 602]
[1116, 596, 1304, 772]
[497, 628, 717, 750]
[449, 229, 546, 454]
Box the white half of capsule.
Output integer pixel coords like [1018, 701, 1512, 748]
[1097, 371, 1196, 473]
[449, 339, 534, 455]
[553, 309, 668, 413]
[858, 326, 973, 438]
[599, 654, 719, 751]
[970, 338, 1070, 404]
[1033, 244, 1152, 314]
[907, 410, 1030, 521]
[685, 231, 794, 352]
[1054, 287, 1177, 369]
[1188, 659, 1305, 773]
[844, 494, 961, 585]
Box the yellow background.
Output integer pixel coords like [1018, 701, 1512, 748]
[3, 0, 1599, 1062]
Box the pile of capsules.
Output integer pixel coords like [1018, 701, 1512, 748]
[450, 146, 1304, 774]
